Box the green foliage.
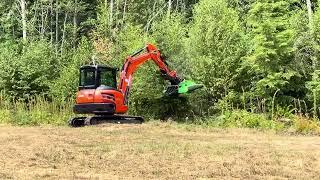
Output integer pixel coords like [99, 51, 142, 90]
[49, 37, 94, 102]
[0, 40, 58, 100]
[187, 0, 245, 113]
[95, 1, 111, 37]
[273, 105, 295, 119]
[190, 109, 320, 135]
[219, 110, 282, 129]
[246, 0, 301, 99]
[151, 14, 188, 74]
[2, 0, 320, 130]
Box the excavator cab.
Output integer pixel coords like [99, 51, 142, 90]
[74, 65, 123, 116]
[79, 65, 118, 90]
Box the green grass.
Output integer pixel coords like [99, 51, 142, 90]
[0, 96, 73, 126]
[190, 110, 320, 135]
[1, 95, 320, 135]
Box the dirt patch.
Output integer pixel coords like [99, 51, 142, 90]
[0, 123, 320, 179]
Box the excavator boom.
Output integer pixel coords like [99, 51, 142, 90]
[118, 44, 182, 104]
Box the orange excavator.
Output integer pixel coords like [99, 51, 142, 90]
[69, 44, 202, 127]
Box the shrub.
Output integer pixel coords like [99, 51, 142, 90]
[0, 40, 58, 100]
[192, 110, 284, 131]
[219, 110, 283, 130]
[291, 116, 320, 135]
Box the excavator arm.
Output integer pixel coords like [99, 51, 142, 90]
[118, 44, 183, 104]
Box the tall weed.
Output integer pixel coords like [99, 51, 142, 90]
[0, 95, 74, 126]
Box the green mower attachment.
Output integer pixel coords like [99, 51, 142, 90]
[165, 80, 203, 96]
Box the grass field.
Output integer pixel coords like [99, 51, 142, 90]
[1, 122, 320, 179]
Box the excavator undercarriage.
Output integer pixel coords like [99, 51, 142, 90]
[69, 115, 144, 127]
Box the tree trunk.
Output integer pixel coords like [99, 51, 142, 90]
[182, 0, 186, 12]
[306, 0, 314, 34]
[146, 1, 158, 32]
[50, 0, 53, 45]
[145, 1, 165, 32]
[168, 0, 172, 17]
[19, 0, 27, 41]
[41, 3, 45, 37]
[61, 12, 68, 56]
[110, 0, 114, 31]
[176, 0, 179, 11]
[122, 0, 127, 24]
[73, 0, 78, 45]
[152, 1, 157, 18]
[55, 0, 59, 55]
[115, 0, 120, 30]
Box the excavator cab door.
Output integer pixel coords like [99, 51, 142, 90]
[79, 67, 96, 90]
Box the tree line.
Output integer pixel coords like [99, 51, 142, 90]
[1, 0, 320, 120]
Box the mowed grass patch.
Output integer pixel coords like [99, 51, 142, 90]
[0, 123, 320, 179]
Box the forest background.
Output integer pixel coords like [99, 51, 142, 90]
[1, 0, 320, 133]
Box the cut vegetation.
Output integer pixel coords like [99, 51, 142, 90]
[0, 122, 320, 179]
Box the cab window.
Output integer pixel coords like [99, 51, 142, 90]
[80, 69, 95, 86]
[100, 69, 116, 88]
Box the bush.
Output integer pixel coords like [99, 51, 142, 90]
[185, 0, 245, 114]
[190, 109, 320, 135]
[218, 110, 283, 130]
[291, 116, 320, 135]
[0, 40, 58, 100]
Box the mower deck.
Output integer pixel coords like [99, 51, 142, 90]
[69, 115, 144, 127]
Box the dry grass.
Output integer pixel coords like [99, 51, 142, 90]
[0, 122, 320, 179]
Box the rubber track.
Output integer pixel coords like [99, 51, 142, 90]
[69, 115, 144, 127]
